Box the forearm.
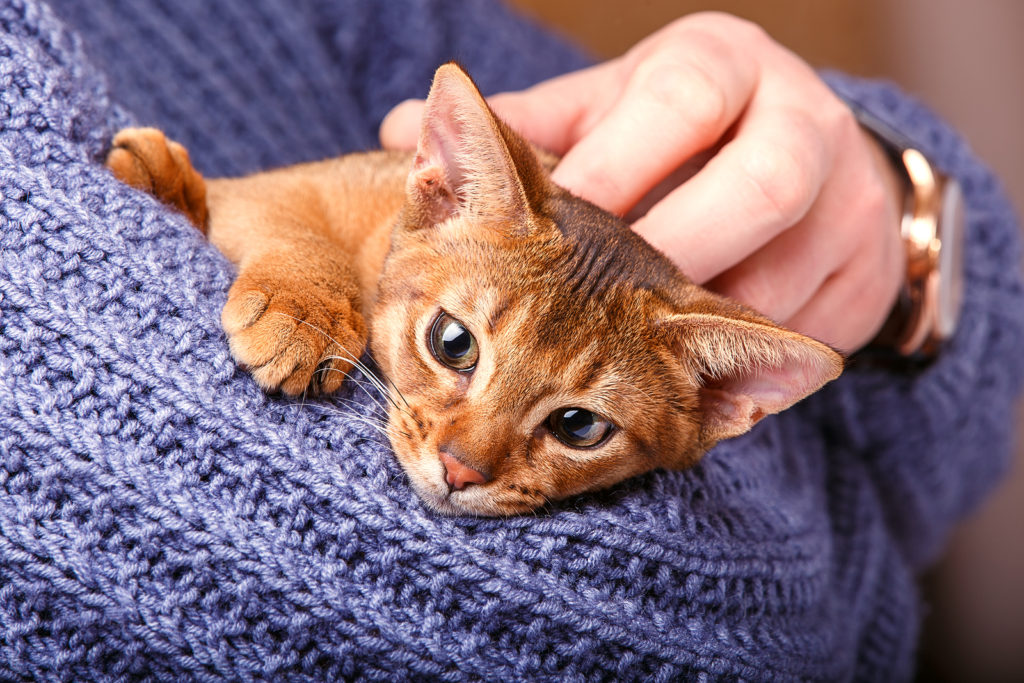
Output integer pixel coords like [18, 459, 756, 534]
[818, 72, 1024, 568]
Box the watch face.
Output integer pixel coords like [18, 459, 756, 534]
[936, 179, 965, 339]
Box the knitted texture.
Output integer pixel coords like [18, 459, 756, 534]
[2, 1, 1022, 679]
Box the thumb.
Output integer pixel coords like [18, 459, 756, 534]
[380, 62, 615, 154]
[380, 98, 425, 149]
[487, 62, 614, 154]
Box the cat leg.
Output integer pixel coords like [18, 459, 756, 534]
[199, 167, 378, 397]
[221, 243, 368, 396]
[106, 127, 209, 232]
[107, 129, 369, 396]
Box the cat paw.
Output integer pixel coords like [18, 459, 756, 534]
[222, 270, 368, 396]
[106, 127, 209, 232]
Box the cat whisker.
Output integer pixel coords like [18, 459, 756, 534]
[283, 370, 397, 447]
[258, 311, 397, 417]
[331, 355, 418, 423]
[285, 394, 386, 427]
[269, 311, 415, 420]
[326, 348, 413, 418]
[316, 402, 398, 444]
[372, 364, 412, 412]
[346, 416, 395, 440]
[328, 394, 389, 421]
[315, 362, 392, 415]
[317, 337, 414, 416]
[318, 354, 400, 412]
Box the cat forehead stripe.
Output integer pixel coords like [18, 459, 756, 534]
[542, 193, 687, 302]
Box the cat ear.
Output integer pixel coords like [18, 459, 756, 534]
[660, 310, 843, 444]
[406, 63, 538, 228]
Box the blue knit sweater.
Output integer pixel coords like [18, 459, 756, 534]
[2, 1, 1022, 679]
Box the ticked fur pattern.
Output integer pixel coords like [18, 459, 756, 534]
[106, 64, 842, 516]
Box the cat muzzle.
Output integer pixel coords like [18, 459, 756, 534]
[439, 451, 489, 490]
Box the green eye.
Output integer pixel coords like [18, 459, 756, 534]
[548, 407, 614, 448]
[429, 312, 479, 372]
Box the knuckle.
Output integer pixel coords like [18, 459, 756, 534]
[740, 113, 823, 227]
[633, 40, 731, 136]
[857, 173, 891, 232]
[845, 282, 892, 349]
[740, 144, 810, 227]
[668, 12, 765, 42]
[831, 99, 860, 138]
[820, 97, 864, 156]
[572, 164, 625, 213]
[831, 143, 901, 251]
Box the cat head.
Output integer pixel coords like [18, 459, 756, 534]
[370, 63, 842, 516]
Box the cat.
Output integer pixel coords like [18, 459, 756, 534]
[106, 63, 843, 516]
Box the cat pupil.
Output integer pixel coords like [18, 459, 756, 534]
[429, 312, 479, 371]
[562, 409, 596, 438]
[549, 408, 613, 448]
[442, 323, 471, 358]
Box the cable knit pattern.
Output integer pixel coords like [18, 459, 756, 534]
[1, 1, 1022, 680]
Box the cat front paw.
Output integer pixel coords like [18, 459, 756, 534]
[222, 270, 367, 396]
[106, 127, 209, 231]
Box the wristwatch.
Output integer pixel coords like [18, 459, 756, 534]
[849, 104, 966, 359]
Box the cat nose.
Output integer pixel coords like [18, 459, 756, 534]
[439, 450, 489, 490]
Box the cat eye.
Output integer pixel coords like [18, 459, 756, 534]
[429, 312, 479, 372]
[547, 407, 614, 449]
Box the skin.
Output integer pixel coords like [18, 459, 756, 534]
[105, 65, 842, 516]
[380, 12, 906, 353]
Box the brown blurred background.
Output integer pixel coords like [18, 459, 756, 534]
[507, 1, 1024, 680]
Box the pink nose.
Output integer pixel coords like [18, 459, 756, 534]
[439, 451, 488, 490]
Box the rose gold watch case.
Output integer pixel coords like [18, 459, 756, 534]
[897, 148, 965, 356]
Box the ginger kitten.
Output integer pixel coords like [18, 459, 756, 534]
[106, 63, 842, 516]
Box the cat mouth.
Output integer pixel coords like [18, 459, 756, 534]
[406, 477, 477, 516]
[389, 430, 540, 516]
[406, 473, 537, 517]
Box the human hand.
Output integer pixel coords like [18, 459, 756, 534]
[381, 13, 905, 352]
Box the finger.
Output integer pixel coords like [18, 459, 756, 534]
[706, 147, 871, 321]
[785, 234, 903, 352]
[706, 210, 842, 324]
[550, 31, 758, 216]
[380, 62, 617, 153]
[380, 99, 425, 149]
[633, 105, 828, 283]
[484, 62, 618, 154]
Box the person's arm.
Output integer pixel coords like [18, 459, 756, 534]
[814, 70, 1024, 568]
[382, 13, 906, 354]
[305, 0, 593, 135]
[381, 12, 1024, 568]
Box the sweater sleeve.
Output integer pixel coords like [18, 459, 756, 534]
[819, 72, 1024, 570]
[7, 2, 1023, 680]
[300, 0, 593, 135]
[44, 0, 592, 176]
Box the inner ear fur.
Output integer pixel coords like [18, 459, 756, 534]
[661, 307, 844, 444]
[406, 62, 548, 231]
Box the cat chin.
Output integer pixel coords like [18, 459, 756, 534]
[404, 476, 532, 517]
[419, 493, 484, 517]
[409, 483, 496, 517]
[391, 439, 528, 516]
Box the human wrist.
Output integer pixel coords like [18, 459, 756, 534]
[861, 131, 911, 349]
[848, 103, 966, 360]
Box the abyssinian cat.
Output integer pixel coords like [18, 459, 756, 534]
[106, 64, 842, 516]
